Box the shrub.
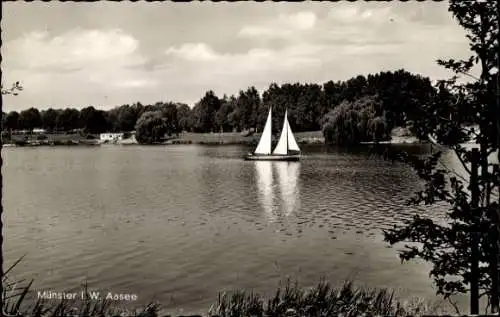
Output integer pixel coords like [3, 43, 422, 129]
[208, 279, 445, 317]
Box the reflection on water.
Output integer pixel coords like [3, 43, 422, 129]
[255, 161, 276, 221]
[3, 144, 464, 314]
[276, 162, 300, 217]
[254, 161, 300, 222]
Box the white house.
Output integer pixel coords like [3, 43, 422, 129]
[33, 128, 46, 134]
[99, 133, 124, 142]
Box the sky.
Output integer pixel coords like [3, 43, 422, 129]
[2, 1, 474, 111]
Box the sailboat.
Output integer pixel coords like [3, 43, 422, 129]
[244, 107, 301, 161]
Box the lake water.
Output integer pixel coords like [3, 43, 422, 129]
[3, 144, 465, 314]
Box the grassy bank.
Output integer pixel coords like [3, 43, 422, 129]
[5, 282, 447, 317]
[2, 129, 422, 147]
[205, 280, 445, 317]
[4, 133, 94, 142]
[4, 261, 446, 317]
[1, 131, 326, 147]
[2, 133, 100, 147]
[167, 131, 325, 146]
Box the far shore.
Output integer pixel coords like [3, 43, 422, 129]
[1, 130, 426, 147]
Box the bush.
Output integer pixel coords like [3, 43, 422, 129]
[208, 279, 444, 317]
[15, 140, 28, 146]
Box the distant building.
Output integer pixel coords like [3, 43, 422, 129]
[13, 129, 46, 134]
[33, 128, 47, 134]
[99, 133, 124, 142]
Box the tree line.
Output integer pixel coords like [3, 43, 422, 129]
[2, 69, 440, 144]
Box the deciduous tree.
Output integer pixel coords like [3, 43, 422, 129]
[56, 108, 80, 131]
[18, 108, 42, 132]
[191, 90, 221, 133]
[3, 111, 20, 132]
[216, 95, 236, 132]
[135, 110, 167, 144]
[383, 0, 500, 314]
[322, 95, 387, 146]
[176, 103, 192, 133]
[41, 108, 59, 132]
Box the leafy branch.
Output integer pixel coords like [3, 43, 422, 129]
[1, 82, 23, 96]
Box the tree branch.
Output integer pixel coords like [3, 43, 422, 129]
[458, 70, 481, 81]
[453, 147, 473, 176]
[447, 297, 462, 315]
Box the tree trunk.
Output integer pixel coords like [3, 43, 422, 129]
[0, 163, 3, 313]
[493, 1, 500, 312]
[470, 148, 480, 315]
[491, 165, 500, 313]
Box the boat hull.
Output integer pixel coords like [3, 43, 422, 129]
[244, 154, 300, 161]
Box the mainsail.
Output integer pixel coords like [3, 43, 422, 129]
[253, 108, 300, 156]
[254, 108, 272, 155]
[286, 117, 300, 152]
[272, 109, 300, 155]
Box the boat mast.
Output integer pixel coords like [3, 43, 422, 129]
[285, 110, 288, 154]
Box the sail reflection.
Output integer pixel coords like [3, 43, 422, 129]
[274, 162, 300, 217]
[254, 161, 300, 222]
[255, 161, 277, 221]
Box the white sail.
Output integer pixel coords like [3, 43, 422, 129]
[286, 115, 300, 152]
[272, 110, 289, 155]
[255, 161, 276, 222]
[254, 108, 272, 155]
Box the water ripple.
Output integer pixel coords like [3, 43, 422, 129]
[3, 145, 457, 313]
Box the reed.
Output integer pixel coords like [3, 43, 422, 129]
[3, 259, 443, 316]
[208, 278, 445, 317]
[2, 257, 160, 317]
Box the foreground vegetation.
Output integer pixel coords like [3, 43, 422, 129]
[4, 273, 444, 317]
[206, 280, 445, 317]
[3, 258, 444, 316]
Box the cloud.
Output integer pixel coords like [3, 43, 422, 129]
[153, 4, 472, 104]
[111, 79, 157, 89]
[1, 2, 473, 110]
[238, 11, 317, 39]
[327, 5, 392, 25]
[5, 28, 145, 72]
[165, 43, 218, 62]
[3, 28, 158, 92]
[152, 41, 327, 102]
[2, 28, 161, 108]
[163, 42, 323, 74]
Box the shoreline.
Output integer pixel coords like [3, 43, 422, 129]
[1, 138, 425, 147]
[1, 131, 427, 147]
[1, 132, 327, 147]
